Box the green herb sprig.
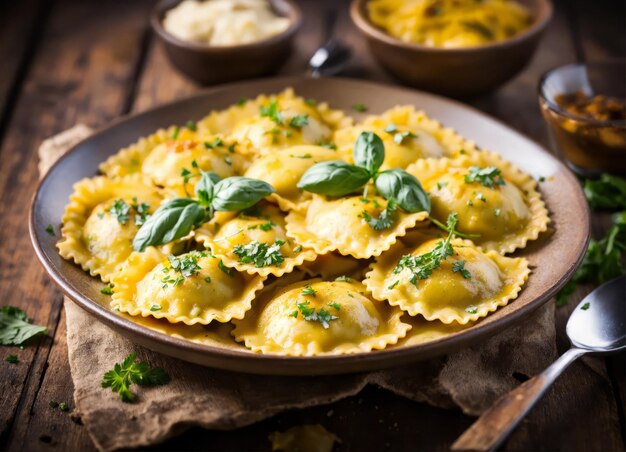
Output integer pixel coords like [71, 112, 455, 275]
[297, 131, 431, 221]
[291, 301, 338, 329]
[393, 213, 471, 284]
[464, 166, 506, 188]
[0, 306, 47, 345]
[232, 240, 285, 268]
[101, 353, 170, 403]
[132, 172, 274, 252]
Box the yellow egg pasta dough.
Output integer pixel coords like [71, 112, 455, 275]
[407, 151, 550, 253]
[111, 248, 266, 325]
[232, 278, 411, 355]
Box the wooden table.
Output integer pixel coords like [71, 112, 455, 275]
[1, 0, 624, 450]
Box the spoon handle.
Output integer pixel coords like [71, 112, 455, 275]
[451, 347, 587, 451]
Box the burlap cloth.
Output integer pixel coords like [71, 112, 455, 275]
[39, 125, 557, 451]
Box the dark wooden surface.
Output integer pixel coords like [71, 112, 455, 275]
[0, 0, 624, 450]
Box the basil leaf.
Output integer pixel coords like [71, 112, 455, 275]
[353, 131, 385, 175]
[297, 161, 371, 196]
[195, 171, 221, 206]
[212, 177, 274, 212]
[133, 198, 206, 251]
[375, 169, 431, 213]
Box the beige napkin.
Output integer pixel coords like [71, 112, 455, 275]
[40, 125, 556, 451]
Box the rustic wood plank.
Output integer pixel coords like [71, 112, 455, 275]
[0, 0, 50, 141]
[0, 0, 155, 449]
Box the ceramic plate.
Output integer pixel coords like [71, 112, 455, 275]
[29, 77, 589, 375]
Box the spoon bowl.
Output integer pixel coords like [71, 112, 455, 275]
[567, 276, 626, 352]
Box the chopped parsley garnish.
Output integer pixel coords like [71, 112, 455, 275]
[204, 276, 212, 283]
[388, 280, 400, 290]
[204, 137, 224, 149]
[49, 401, 59, 409]
[292, 153, 312, 159]
[58, 402, 69, 412]
[260, 99, 283, 125]
[150, 305, 161, 312]
[171, 126, 180, 139]
[475, 192, 487, 202]
[305, 98, 317, 106]
[101, 284, 114, 295]
[335, 276, 352, 283]
[131, 197, 150, 226]
[320, 142, 337, 150]
[465, 305, 478, 314]
[293, 245, 302, 253]
[259, 220, 275, 231]
[436, 181, 448, 190]
[393, 213, 459, 285]
[232, 240, 285, 268]
[110, 199, 131, 225]
[228, 143, 235, 153]
[224, 156, 232, 166]
[384, 123, 398, 133]
[539, 176, 546, 182]
[301, 284, 317, 296]
[292, 301, 338, 329]
[45, 224, 55, 236]
[218, 260, 232, 276]
[464, 166, 505, 188]
[6, 355, 18, 364]
[101, 352, 170, 403]
[186, 120, 197, 132]
[161, 253, 203, 288]
[0, 306, 47, 345]
[361, 200, 397, 231]
[328, 302, 341, 311]
[467, 200, 474, 206]
[452, 260, 472, 279]
[288, 115, 309, 128]
[237, 97, 247, 106]
[581, 302, 590, 310]
[352, 103, 367, 112]
[394, 131, 416, 145]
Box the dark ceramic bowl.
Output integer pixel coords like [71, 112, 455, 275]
[151, 0, 302, 85]
[350, 0, 552, 98]
[30, 77, 589, 376]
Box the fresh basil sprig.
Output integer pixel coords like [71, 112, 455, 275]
[297, 161, 371, 196]
[375, 169, 430, 213]
[297, 131, 430, 213]
[133, 173, 274, 252]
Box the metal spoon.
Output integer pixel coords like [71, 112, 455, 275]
[308, 9, 352, 77]
[452, 276, 626, 452]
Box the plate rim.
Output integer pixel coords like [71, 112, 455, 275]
[29, 75, 590, 375]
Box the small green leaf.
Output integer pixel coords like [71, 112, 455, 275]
[101, 284, 114, 295]
[298, 161, 371, 196]
[0, 306, 47, 345]
[211, 177, 274, 212]
[374, 169, 431, 213]
[45, 224, 55, 236]
[353, 132, 385, 176]
[195, 171, 221, 206]
[352, 103, 367, 112]
[132, 198, 207, 252]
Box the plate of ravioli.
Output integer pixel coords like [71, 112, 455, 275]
[30, 77, 589, 375]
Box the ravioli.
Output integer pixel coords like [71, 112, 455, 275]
[232, 278, 411, 355]
[407, 152, 550, 253]
[141, 136, 239, 191]
[199, 89, 352, 154]
[334, 106, 474, 169]
[99, 126, 183, 178]
[243, 145, 341, 211]
[57, 175, 163, 282]
[365, 234, 529, 324]
[299, 252, 368, 280]
[286, 195, 429, 259]
[111, 248, 265, 325]
[195, 202, 317, 277]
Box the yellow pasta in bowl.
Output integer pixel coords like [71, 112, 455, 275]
[111, 248, 266, 325]
[232, 278, 411, 356]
